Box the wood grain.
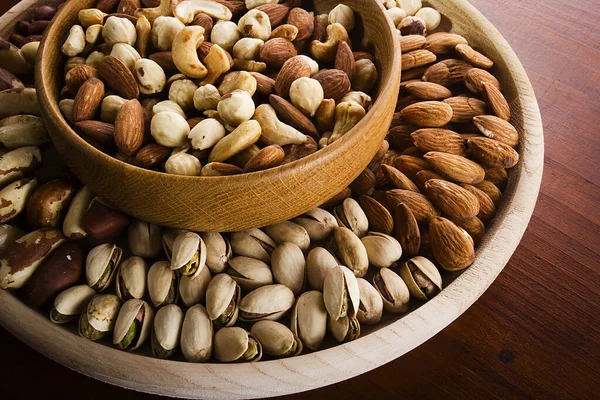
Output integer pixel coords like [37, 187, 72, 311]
[0, 1, 597, 400]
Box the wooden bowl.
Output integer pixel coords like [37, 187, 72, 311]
[0, 0, 544, 398]
[35, 0, 402, 232]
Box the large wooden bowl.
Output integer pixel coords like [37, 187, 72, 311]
[35, 0, 401, 232]
[0, 0, 544, 398]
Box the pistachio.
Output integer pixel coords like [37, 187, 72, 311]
[128, 220, 163, 259]
[356, 278, 383, 325]
[333, 198, 368, 238]
[227, 256, 273, 291]
[292, 207, 338, 241]
[290, 290, 327, 350]
[373, 267, 410, 313]
[199, 232, 232, 274]
[50, 285, 96, 324]
[116, 256, 147, 300]
[361, 232, 403, 268]
[399, 256, 442, 300]
[206, 273, 241, 329]
[113, 299, 154, 351]
[306, 247, 338, 291]
[180, 304, 213, 362]
[79, 294, 122, 341]
[323, 265, 360, 320]
[230, 228, 276, 263]
[327, 227, 369, 278]
[263, 221, 310, 251]
[151, 304, 184, 359]
[86, 243, 122, 292]
[162, 228, 187, 261]
[148, 261, 179, 307]
[271, 242, 305, 295]
[251, 320, 302, 358]
[179, 266, 212, 307]
[170, 231, 207, 278]
[214, 327, 262, 362]
[238, 284, 295, 322]
[328, 314, 361, 343]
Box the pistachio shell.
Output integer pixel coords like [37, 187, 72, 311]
[227, 256, 273, 291]
[179, 265, 212, 306]
[214, 327, 262, 362]
[116, 256, 147, 300]
[334, 198, 368, 238]
[361, 232, 403, 268]
[206, 273, 240, 328]
[180, 304, 213, 362]
[328, 227, 369, 277]
[85, 243, 122, 291]
[251, 320, 302, 358]
[113, 299, 154, 350]
[399, 256, 442, 300]
[292, 208, 338, 241]
[323, 265, 360, 320]
[170, 231, 207, 278]
[50, 284, 95, 324]
[328, 314, 361, 343]
[230, 228, 276, 262]
[356, 278, 383, 325]
[81, 294, 122, 339]
[263, 221, 310, 251]
[373, 267, 410, 313]
[200, 232, 232, 273]
[148, 261, 179, 307]
[238, 284, 295, 322]
[162, 228, 187, 260]
[271, 242, 305, 295]
[306, 247, 338, 291]
[152, 304, 184, 359]
[291, 290, 327, 351]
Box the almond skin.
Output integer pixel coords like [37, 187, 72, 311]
[260, 38, 297, 69]
[243, 145, 285, 173]
[350, 168, 376, 196]
[256, 3, 290, 27]
[386, 189, 440, 223]
[287, 7, 314, 41]
[74, 120, 115, 144]
[313, 69, 351, 101]
[467, 137, 520, 168]
[460, 183, 497, 223]
[484, 167, 509, 189]
[381, 164, 420, 193]
[473, 115, 519, 148]
[399, 101, 453, 127]
[335, 41, 355, 79]
[250, 72, 276, 96]
[392, 155, 432, 181]
[482, 82, 511, 121]
[411, 128, 467, 156]
[423, 59, 472, 86]
[443, 97, 487, 123]
[269, 94, 319, 139]
[474, 180, 502, 206]
[114, 99, 145, 157]
[393, 202, 421, 257]
[404, 81, 452, 101]
[399, 35, 427, 53]
[455, 44, 494, 69]
[135, 143, 170, 169]
[429, 216, 474, 271]
[359, 195, 394, 235]
[282, 136, 318, 164]
[415, 169, 445, 193]
[72, 78, 105, 122]
[401, 49, 436, 71]
[98, 55, 139, 100]
[424, 32, 468, 54]
[465, 68, 501, 93]
[424, 151, 485, 184]
[456, 216, 485, 245]
[275, 56, 312, 97]
[66, 65, 99, 94]
[425, 179, 480, 222]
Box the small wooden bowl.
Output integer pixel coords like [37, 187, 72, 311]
[35, 0, 402, 232]
[0, 0, 544, 398]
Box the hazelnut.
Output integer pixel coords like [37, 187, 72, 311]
[193, 84, 222, 111]
[134, 58, 166, 95]
[151, 16, 185, 51]
[386, 7, 407, 26]
[165, 153, 202, 176]
[415, 7, 441, 30]
[328, 4, 356, 32]
[352, 59, 379, 92]
[151, 111, 190, 147]
[188, 118, 226, 150]
[85, 51, 106, 69]
[233, 37, 264, 60]
[398, 0, 423, 16]
[238, 9, 271, 41]
[100, 95, 127, 123]
[169, 79, 199, 111]
[211, 21, 241, 52]
[61, 25, 85, 57]
[289, 77, 324, 117]
[217, 89, 256, 126]
[103, 16, 137, 46]
[398, 16, 427, 36]
[153, 100, 186, 119]
[110, 43, 141, 71]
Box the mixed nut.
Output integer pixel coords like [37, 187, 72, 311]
[0, 0, 522, 362]
[57, 0, 381, 176]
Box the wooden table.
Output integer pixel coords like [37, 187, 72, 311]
[1, 0, 599, 398]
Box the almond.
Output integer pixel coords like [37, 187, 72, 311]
[74, 120, 115, 144]
[358, 195, 394, 235]
[214, 0, 246, 18]
[429, 216, 474, 271]
[484, 167, 509, 189]
[467, 137, 519, 168]
[117, 0, 140, 15]
[134, 143, 170, 169]
[311, 13, 327, 42]
[260, 38, 297, 68]
[269, 94, 319, 139]
[401, 49, 436, 71]
[443, 97, 487, 123]
[455, 44, 494, 69]
[381, 164, 420, 193]
[399, 35, 426, 52]
[474, 180, 502, 206]
[97, 0, 119, 12]
[425, 179, 480, 222]
[114, 99, 144, 156]
[455, 216, 485, 245]
[72, 78, 105, 122]
[98, 55, 139, 99]
[460, 183, 496, 223]
[424, 32, 468, 54]
[402, 66, 428, 81]
[368, 140, 390, 171]
[320, 187, 351, 210]
[404, 81, 452, 101]
[149, 51, 178, 73]
[250, 72, 276, 96]
[387, 125, 416, 151]
[335, 41, 355, 79]
[353, 51, 375, 62]
[393, 202, 420, 257]
[473, 115, 519, 148]
[482, 82, 511, 121]
[411, 128, 467, 156]
[65, 65, 99, 95]
[275, 56, 312, 97]
[398, 101, 453, 127]
[465, 68, 500, 93]
[313, 69, 351, 101]
[282, 136, 318, 164]
[243, 145, 285, 173]
[256, 3, 290, 27]
[423, 59, 472, 86]
[287, 7, 314, 41]
[350, 168, 376, 196]
[392, 155, 432, 181]
[191, 13, 214, 41]
[423, 151, 485, 184]
[386, 189, 440, 223]
[202, 162, 243, 176]
[415, 169, 445, 192]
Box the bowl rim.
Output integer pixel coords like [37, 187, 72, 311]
[0, 0, 544, 398]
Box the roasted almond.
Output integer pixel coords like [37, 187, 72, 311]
[287, 7, 314, 41]
[381, 164, 420, 193]
[243, 145, 285, 173]
[256, 3, 290, 27]
[114, 99, 144, 156]
[117, 0, 140, 15]
[455, 44, 493, 69]
[465, 68, 500, 93]
[269, 94, 319, 139]
[202, 162, 243, 176]
[335, 41, 355, 79]
[484, 167, 509, 189]
[425, 179, 480, 222]
[482, 82, 511, 121]
[387, 125, 416, 151]
[260, 38, 297, 69]
[399, 35, 427, 52]
[443, 97, 487, 123]
[393, 202, 420, 257]
[250, 72, 276, 96]
[474, 180, 502, 206]
[72, 78, 105, 122]
[66, 65, 99, 94]
[411, 128, 467, 156]
[429, 216, 474, 271]
[460, 183, 497, 223]
[473, 115, 519, 148]
[368, 140, 390, 171]
[353, 51, 375, 62]
[214, 0, 246, 18]
[134, 143, 170, 169]
[349, 168, 376, 196]
[74, 120, 115, 144]
[275, 56, 312, 97]
[455, 216, 485, 245]
[98, 55, 140, 100]
[467, 137, 519, 168]
[386, 189, 440, 223]
[424, 32, 468, 54]
[401, 49, 436, 71]
[415, 169, 445, 193]
[404, 81, 452, 101]
[423, 151, 485, 184]
[423, 59, 472, 86]
[358, 195, 394, 235]
[313, 69, 351, 101]
[398, 101, 453, 127]
[392, 155, 432, 181]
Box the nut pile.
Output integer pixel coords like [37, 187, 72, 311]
[57, 0, 381, 176]
[0, 0, 521, 362]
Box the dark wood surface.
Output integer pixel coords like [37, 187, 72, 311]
[1, 0, 599, 399]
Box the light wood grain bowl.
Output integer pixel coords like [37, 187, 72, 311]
[0, 0, 544, 399]
[35, 0, 402, 232]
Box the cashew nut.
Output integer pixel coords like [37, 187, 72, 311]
[329, 101, 366, 144]
[188, 118, 226, 150]
[0, 88, 40, 119]
[61, 25, 86, 57]
[270, 24, 299, 42]
[253, 104, 307, 146]
[59, 99, 75, 123]
[328, 4, 356, 32]
[245, 0, 278, 9]
[310, 23, 350, 63]
[135, 15, 152, 57]
[171, 26, 208, 79]
[134, 0, 178, 23]
[174, 1, 232, 24]
[233, 59, 267, 73]
[208, 120, 262, 163]
[200, 44, 232, 86]
[78, 8, 107, 28]
[340, 91, 373, 109]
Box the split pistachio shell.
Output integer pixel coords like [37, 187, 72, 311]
[306, 247, 338, 291]
[148, 261, 179, 307]
[323, 265, 360, 320]
[62, 185, 94, 239]
[116, 256, 148, 300]
[200, 232, 232, 273]
[152, 304, 184, 359]
[373, 267, 410, 313]
[291, 290, 327, 351]
[271, 242, 305, 295]
[179, 265, 212, 306]
[293, 208, 338, 241]
[263, 221, 310, 251]
[162, 228, 187, 260]
[328, 227, 369, 277]
[399, 256, 442, 300]
[238, 284, 295, 322]
[113, 299, 154, 351]
[128, 220, 163, 259]
[170, 231, 207, 278]
[214, 327, 262, 362]
[333, 198, 368, 238]
[50, 284, 95, 324]
[356, 278, 383, 325]
[206, 273, 241, 329]
[79, 294, 122, 341]
[227, 256, 273, 291]
[180, 304, 213, 362]
[251, 320, 302, 358]
[361, 232, 403, 268]
[85, 243, 122, 291]
[328, 314, 361, 343]
[230, 228, 275, 263]
[0, 224, 25, 254]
